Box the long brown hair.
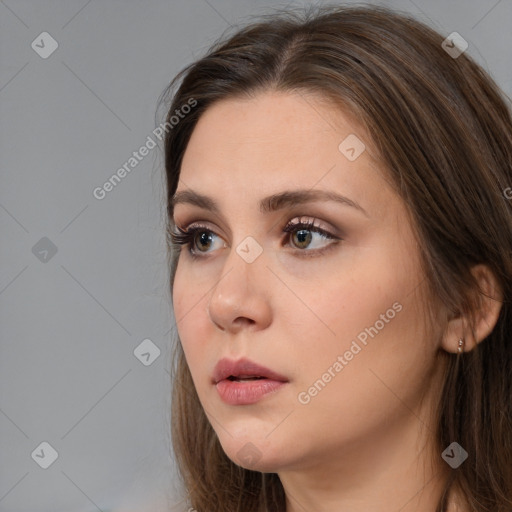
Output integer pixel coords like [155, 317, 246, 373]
[160, 4, 512, 511]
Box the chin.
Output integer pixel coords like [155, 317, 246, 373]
[217, 434, 292, 472]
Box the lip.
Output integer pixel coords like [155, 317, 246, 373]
[212, 357, 289, 405]
[212, 357, 289, 384]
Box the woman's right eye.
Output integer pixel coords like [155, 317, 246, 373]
[170, 225, 226, 256]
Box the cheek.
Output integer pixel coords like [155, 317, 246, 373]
[293, 256, 405, 342]
[171, 263, 209, 361]
[292, 259, 432, 421]
[172, 256, 210, 322]
[291, 243, 425, 371]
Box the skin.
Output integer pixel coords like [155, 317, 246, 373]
[171, 91, 502, 512]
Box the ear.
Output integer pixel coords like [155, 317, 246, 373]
[441, 264, 503, 354]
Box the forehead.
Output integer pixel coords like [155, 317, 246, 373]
[177, 91, 395, 219]
[183, 90, 365, 164]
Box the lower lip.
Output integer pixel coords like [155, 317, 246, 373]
[215, 379, 287, 405]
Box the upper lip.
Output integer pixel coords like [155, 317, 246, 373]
[212, 357, 289, 384]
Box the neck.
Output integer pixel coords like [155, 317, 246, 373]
[280, 409, 453, 512]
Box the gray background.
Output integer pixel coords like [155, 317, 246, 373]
[1, 1, 510, 511]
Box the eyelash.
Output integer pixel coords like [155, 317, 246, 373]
[169, 218, 342, 259]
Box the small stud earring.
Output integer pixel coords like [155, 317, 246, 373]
[457, 338, 464, 354]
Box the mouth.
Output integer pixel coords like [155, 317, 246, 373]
[212, 358, 289, 405]
[212, 357, 289, 385]
[226, 375, 267, 382]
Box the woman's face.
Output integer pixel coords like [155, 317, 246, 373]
[171, 91, 443, 474]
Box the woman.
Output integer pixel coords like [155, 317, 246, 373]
[160, 4, 512, 511]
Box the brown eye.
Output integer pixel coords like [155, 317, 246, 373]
[283, 219, 340, 253]
[171, 224, 226, 257]
[291, 229, 313, 249]
[194, 231, 215, 252]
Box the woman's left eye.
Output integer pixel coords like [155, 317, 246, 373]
[282, 218, 341, 253]
[170, 218, 341, 257]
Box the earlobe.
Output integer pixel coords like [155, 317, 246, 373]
[440, 264, 503, 354]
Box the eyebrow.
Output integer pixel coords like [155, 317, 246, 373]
[170, 188, 369, 218]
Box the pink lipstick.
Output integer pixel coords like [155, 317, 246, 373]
[212, 357, 288, 405]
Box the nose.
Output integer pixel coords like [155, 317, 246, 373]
[207, 246, 272, 334]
